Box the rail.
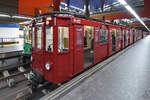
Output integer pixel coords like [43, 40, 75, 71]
[0, 62, 31, 72]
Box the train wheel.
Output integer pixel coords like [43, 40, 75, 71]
[27, 70, 44, 92]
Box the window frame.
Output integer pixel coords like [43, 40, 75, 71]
[58, 26, 70, 54]
[76, 27, 83, 50]
[45, 25, 53, 53]
[95, 27, 100, 44]
[118, 29, 122, 40]
[32, 27, 35, 48]
[100, 29, 108, 45]
[36, 25, 43, 50]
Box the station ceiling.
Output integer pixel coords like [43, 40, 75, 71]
[0, 0, 28, 24]
[62, 0, 117, 11]
[0, 0, 149, 31]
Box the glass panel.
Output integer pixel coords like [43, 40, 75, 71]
[37, 27, 42, 49]
[46, 26, 53, 52]
[118, 30, 122, 40]
[58, 27, 69, 52]
[76, 28, 82, 50]
[126, 30, 129, 39]
[32, 27, 35, 47]
[95, 27, 100, 43]
[130, 30, 133, 43]
[100, 29, 108, 44]
[84, 26, 94, 49]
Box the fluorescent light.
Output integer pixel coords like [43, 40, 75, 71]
[0, 14, 10, 18]
[12, 16, 33, 20]
[118, 0, 127, 5]
[19, 21, 32, 25]
[118, 0, 150, 31]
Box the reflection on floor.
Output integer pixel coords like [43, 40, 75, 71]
[61, 36, 150, 100]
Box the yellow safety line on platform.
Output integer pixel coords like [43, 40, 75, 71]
[0, 44, 22, 47]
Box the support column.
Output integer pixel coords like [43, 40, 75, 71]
[66, 0, 70, 11]
[100, 0, 105, 13]
[100, 0, 105, 21]
[84, 0, 90, 17]
[53, 0, 61, 11]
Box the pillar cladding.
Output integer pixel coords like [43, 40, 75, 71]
[66, 0, 70, 11]
[53, 0, 61, 11]
[84, 0, 90, 17]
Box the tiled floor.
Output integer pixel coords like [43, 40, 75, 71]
[60, 36, 150, 100]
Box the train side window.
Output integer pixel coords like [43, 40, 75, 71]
[76, 28, 82, 50]
[95, 28, 100, 43]
[46, 26, 53, 52]
[58, 27, 69, 52]
[126, 31, 129, 39]
[100, 29, 108, 44]
[118, 30, 122, 40]
[37, 27, 42, 49]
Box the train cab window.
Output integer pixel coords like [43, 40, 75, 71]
[37, 27, 42, 49]
[58, 27, 69, 52]
[46, 26, 53, 52]
[100, 29, 108, 44]
[118, 30, 122, 40]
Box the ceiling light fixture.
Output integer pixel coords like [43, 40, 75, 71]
[118, 0, 150, 31]
[0, 14, 10, 18]
[12, 16, 33, 20]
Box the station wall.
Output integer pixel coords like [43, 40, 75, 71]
[0, 24, 23, 44]
[0, 24, 20, 38]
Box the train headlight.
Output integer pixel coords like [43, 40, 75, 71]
[45, 63, 51, 71]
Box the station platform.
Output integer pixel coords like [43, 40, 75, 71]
[60, 36, 150, 100]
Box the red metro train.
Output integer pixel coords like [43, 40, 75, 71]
[30, 12, 149, 88]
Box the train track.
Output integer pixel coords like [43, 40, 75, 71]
[0, 53, 31, 89]
[0, 50, 23, 60]
[0, 62, 31, 89]
[40, 44, 134, 100]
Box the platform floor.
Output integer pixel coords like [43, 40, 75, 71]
[60, 36, 150, 100]
[0, 45, 23, 54]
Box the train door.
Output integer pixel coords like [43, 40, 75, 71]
[126, 30, 129, 46]
[124, 30, 126, 47]
[84, 26, 94, 68]
[112, 29, 116, 53]
[130, 29, 133, 44]
[73, 25, 84, 74]
[118, 29, 122, 51]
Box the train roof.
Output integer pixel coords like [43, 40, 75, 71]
[35, 11, 132, 28]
